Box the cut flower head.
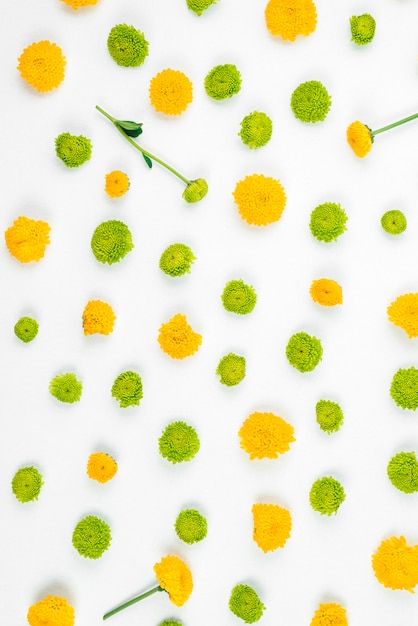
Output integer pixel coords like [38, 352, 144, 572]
[105, 170, 130, 198]
[310, 278, 343, 306]
[5, 216, 50, 263]
[61, 0, 100, 9]
[149, 68, 193, 115]
[17, 40, 66, 92]
[158, 313, 202, 359]
[387, 293, 418, 338]
[309, 602, 348, 626]
[239, 411, 295, 460]
[229, 583, 265, 623]
[233, 173, 286, 226]
[347, 110, 418, 158]
[27, 594, 75, 626]
[372, 535, 418, 592]
[252, 502, 292, 552]
[82, 299, 116, 335]
[265, 0, 317, 41]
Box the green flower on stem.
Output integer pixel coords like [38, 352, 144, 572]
[221, 279, 257, 315]
[387, 451, 418, 494]
[159, 421, 200, 464]
[14, 316, 39, 343]
[390, 367, 418, 410]
[239, 111, 273, 149]
[204, 63, 242, 100]
[315, 399, 344, 434]
[49, 372, 82, 403]
[229, 584, 265, 623]
[350, 14, 376, 46]
[11, 466, 43, 503]
[286, 331, 323, 373]
[159, 243, 196, 277]
[107, 24, 149, 67]
[186, 0, 219, 15]
[309, 476, 345, 515]
[72, 515, 111, 559]
[91, 219, 134, 264]
[111, 370, 143, 407]
[216, 352, 246, 386]
[309, 202, 348, 243]
[175, 509, 208, 544]
[290, 80, 331, 123]
[55, 132, 92, 168]
[381, 210, 407, 235]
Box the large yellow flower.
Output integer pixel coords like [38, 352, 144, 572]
[232, 173, 286, 226]
[149, 69, 193, 116]
[27, 595, 75, 626]
[87, 452, 118, 483]
[346, 120, 373, 157]
[239, 411, 295, 459]
[252, 503, 292, 552]
[61, 0, 100, 8]
[158, 313, 202, 359]
[372, 535, 418, 592]
[309, 602, 348, 626]
[310, 278, 343, 306]
[387, 293, 418, 338]
[154, 555, 193, 607]
[82, 300, 116, 336]
[5, 216, 51, 263]
[265, 0, 317, 41]
[17, 40, 66, 92]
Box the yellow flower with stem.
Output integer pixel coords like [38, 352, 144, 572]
[347, 111, 418, 158]
[103, 555, 193, 619]
[82, 300, 116, 335]
[310, 278, 343, 306]
[387, 293, 418, 338]
[5, 216, 51, 263]
[17, 40, 66, 92]
[149, 69, 193, 116]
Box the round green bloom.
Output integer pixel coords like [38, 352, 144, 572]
[290, 80, 331, 123]
[159, 420, 200, 464]
[49, 372, 82, 403]
[387, 451, 418, 494]
[11, 466, 43, 503]
[221, 279, 257, 315]
[186, 0, 219, 15]
[175, 508, 208, 544]
[72, 515, 111, 559]
[216, 353, 246, 386]
[55, 132, 92, 168]
[286, 331, 323, 373]
[158, 621, 182, 626]
[111, 370, 143, 408]
[159, 243, 196, 277]
[309, 202, 348, 243]
[182, 178, 208, 203]
[229, 584, 265, 624]
[107, 24, 149, 67]
[381, 210, 407, 235]
[350, 13, 376, 46]
[239, 111, 273, 149]
[309, 476, 345, 515]
[315, 399, 344, 434]
[91, 220, 134, 264]
[14, 316, 38, 343]
[204, 63, 242, 100]
[390, 367, 418, 410]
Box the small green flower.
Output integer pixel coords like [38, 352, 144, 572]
[186, 0, 219, 15]
[111, 370, 143, 408]
[182, 178, 208, 203]
[221, 279, 257, 315]
[107, 24, 149, 67]
[11, 466, 43, 503]
[381, 210, 407, 235]
[286, 331, 323, 373]
[309, 202, 348, 243]
[216, 353, 246, 386]
[309, 476, 345, 515]
[14, 316, 39, 343]
[239, 111, 273, 149]
[159, 421, 200, 464]
[387, 451, 418, 494]
[159, 243, 196, 277]
[158, 621, 183, 626]
[55, 132, 92, 168]
[315, 399, 344, 434]
[91, 220, 134, 264]
[49, 372, 82, 403]
[350, 13, 376, 46]
[72, 515, 111, 559]
[204, 63, 242, 100]
[175, 508, 208, 544]
[229, 584, 265, 624]
[390, 367, 418, 410]
[290, 80, 331, 123]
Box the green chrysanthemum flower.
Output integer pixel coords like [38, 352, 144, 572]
[158, 621, 183, 626]
[182, 178, 209, 203]
[221, 279, 257, 315]
[286, 331, 323, 373]
[175, 508, 208, 544]
[55, 132, 92, 168]
[381, 210, 407, 235]
[11, 466, 43, 503]
[186, 0, 219, 15]
[390, 367, 418, 410]
[387, 451, 418, 494]
[350, 13, 376, 46]
[72, 515, 111, 559]
[309, 476, 345, 515]
[159, 421, 200, 464]
[49, 372, 82, 403]
[290, 80, 331, 123]
[91, 220, 134, 265]
[204, 63, 242, 100]
[315, 399, 344, 434]
[111, 370, 143, 408]
[229, 584, 265, 624]
[14, 316, 39, 343]
[309, 202, 348, 242]
[159, 243, 196, 277]
[216, 353, 246, 386]
[107, 24, 149, 67]
[239, 111, 273, 149]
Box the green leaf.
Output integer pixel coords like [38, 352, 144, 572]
[142, 154, 152, 168]
[116, 120, 143, 137]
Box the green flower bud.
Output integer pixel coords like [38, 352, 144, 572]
[182, 178, 208, 203]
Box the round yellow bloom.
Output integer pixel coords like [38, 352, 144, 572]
[87, 452, 118, 483]
[309, 602, 348, 626]
[346, 120, 373, 158]
[154, 555, 193, 607]
[265, 0, 317, 41]
[27, 594, 75, 626]
[149, 69, 193, 116]
[252, 503, 292, 552]
[372, 535, 418, 592]
[82, 300, 116, 336]
[5, 216, 51, 263]
[239, 411, 295, 460]
[60, 0, 100, 8]
[17, 40, 66, 93]
[158, 313, 202, 359]
[310, 278, 343, 306]
[232, 174, 286, 226]
[387, 293, 418, 338]
[105, 170, 130, 198]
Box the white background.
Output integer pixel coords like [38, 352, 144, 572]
[2, 0, 418, 624]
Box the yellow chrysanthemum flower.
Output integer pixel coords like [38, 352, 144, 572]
[154, 555, 193, 607]
[5, 216, 51, 263]
[27, 595, 75, 626]
[87, 452, 118, 483]
[387, 293, 418, 338]
[158, 313, 202, 359]
[232, 173, 286, 226]
[82, 300, 116, 336]
[372, 535, 418, 592]
[60, 0, 100, 9]
[239, 411, 295, 460]
[309, 602, 348, 626]
[105, 170, 130, 198]
[252, 503, 292, 552]
[310, 278, 343, 306]
[17, 40, 66, 93]
[346, 120, 373, 158]
[265, 0, 317, 41]
[149, 69, 193, 116]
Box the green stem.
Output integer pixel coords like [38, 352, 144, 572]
[372, 112, 418, 136]
[103, 585, 163, 620]
[96, 105, 191, 185]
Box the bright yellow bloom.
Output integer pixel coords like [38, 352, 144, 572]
[149, 69, 193, 116]
[82, 300, 116, 335]
[309, 602, 348, 626]
[5, 216, 51, 263]
[372, 535, 418, 592]
[310, 278, 343, 306]
[387, 293, 418, 338]
[239, 411, 295, 460]
[87, 452, 118, 483]
[265, 0, 317, 41]
[105, 170, 130, 198]
[232, 174, 286, 226]
[27, 595, 75, 626]
[61, 0, 100, 8]
[252, 503, 292, 552]
[154, 555, 193, 607]
[158, 313, 202, 359]
[346, 121, 373, 157]
[17, 41, 66, 93]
